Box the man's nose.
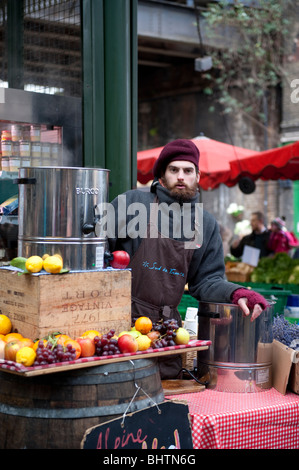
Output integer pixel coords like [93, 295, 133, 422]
[177, 169, 185, 180]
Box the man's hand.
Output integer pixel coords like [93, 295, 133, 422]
[237, 297, 263, 322]
[231, 288, 269, 321]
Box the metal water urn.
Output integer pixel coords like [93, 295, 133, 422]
[16, 166, 109, 271]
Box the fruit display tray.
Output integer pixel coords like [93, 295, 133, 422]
[0, 339, 211, 377]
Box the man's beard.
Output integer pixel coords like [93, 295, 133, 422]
[160, 177, 199, 202]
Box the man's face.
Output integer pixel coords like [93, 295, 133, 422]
[159, 161, 200, 201]
[250, 215, 261, 231]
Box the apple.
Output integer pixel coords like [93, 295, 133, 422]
[118, 330, 141, 339]
[118, 330, 131, 338]
[76, 336, 96, 357]
[174, 327, 190, 345]
[110, 251, 130, 269]
[0, 339, 6, 359]
[20, 338, 34, 348]
[117, 334, 138, 354]
[129, 329, 142, 339]
[4, 340, 24, 361]
[147, 330, 160, 346]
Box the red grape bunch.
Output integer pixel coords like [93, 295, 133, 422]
[152, 318, 179, 349]
[94, 329, 121, 356]
[34, 340, 77, 365]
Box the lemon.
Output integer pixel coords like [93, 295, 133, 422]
[136, 334, 151, 351]
[42, 253, 50, 260]
[0, 314, 12, 335]
[16, 347, 36, 367]
[25, 256, 43, 273]
[43, 255, 63, 273]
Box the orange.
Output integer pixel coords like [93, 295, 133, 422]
[0, 334, 6, 342]
[81, 329, 101, 340]
[0, 314, 12, 335]
[134, 316, 153, 335]
[64, 339, 81, 359]
[4, 332, 23, 343]
[56, 334, 71, 346]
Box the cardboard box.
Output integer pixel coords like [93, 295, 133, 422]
[272, 339, 299, 395]
[225, 261, 254, 283]
[0, 268, 132, 339]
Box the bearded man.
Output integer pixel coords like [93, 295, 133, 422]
[108, 139, 268, 379]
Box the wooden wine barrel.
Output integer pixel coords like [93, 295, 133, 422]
[0, 358, 164, 449]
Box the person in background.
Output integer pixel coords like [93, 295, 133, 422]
[107, 139, 269, 379]
[268, 217, 299, 255]
[230, 211, 271, 259]
[281, 217, 299, 255]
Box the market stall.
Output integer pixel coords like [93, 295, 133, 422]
[1, 149, 299, 450]
[1, 265, 299, 449]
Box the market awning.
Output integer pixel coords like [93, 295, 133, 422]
[137, 136, 259, 190]
[229, 141, 299, 184]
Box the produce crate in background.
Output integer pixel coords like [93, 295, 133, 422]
[0, 269, 132, 339]
[252, 288, 292, 316]
[235, 281, 299, 295]
[225, 262, 254, 282]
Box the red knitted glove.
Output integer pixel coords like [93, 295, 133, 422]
[231, 288, 269, 310]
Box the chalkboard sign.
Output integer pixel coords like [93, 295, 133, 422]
[81, 400, 193, 450]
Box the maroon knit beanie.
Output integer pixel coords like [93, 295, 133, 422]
[153, 139, 200, 178]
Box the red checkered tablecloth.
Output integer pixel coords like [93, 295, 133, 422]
[166, 388, 299, 449]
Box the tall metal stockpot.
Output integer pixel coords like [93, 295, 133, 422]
[197, 301, 274, 393]
[16, 166, 109, 271]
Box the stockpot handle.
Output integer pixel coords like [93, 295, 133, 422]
[13, 178, 37, 185]
[198, 310, 220, 318]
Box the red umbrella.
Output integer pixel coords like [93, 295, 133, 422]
[229, 141, 299, 184]
[137, 137, 259, 190]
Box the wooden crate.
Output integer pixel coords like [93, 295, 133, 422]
[226, 272, 252, 282]
[225, 261, 254, 283]
[0, 269, 131, 339]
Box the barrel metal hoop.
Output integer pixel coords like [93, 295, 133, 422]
[46, 363, 158, 385]
[0, 392, 165, 419]
[33, 359, 157, 387]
